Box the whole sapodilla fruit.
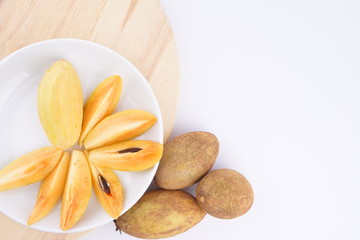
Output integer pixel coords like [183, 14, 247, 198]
[196, 169, 254, 219]
[115, 189, 206, 239]
[155, 131, 219, 189]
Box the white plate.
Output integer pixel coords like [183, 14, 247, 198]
[0, 39, 163, 233]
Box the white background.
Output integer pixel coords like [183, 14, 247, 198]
[80, 0, 360, 239]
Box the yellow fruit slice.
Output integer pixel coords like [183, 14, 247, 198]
[88, 140, 163, 171]
[79, 75, 122, 146]
[28, 152, 71, 225]
[0, 147, 63, 191]
[88, 160, 124, 218]
[60, 150, 92, 231]
[83, 110, 157, 150]
[38, 60, 83, 149]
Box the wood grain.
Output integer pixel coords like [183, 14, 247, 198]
[0, 0, 179, 239]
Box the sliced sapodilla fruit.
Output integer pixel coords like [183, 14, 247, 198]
[83, 109, 157, 150]
[79, 75, 123, 146]
[38, 59, 83, 149]
[60, 150, 92, 231]
[28, 152, 71, 225]
[88, 161, 124, 218]
[0, 147, 63, 191]
[89, 140, 163, 171]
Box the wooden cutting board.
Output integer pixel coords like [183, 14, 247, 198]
[0, 0, 179, 239]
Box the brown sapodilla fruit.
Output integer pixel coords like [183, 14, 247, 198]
[115, 189, 206, 239]
[196, 169, 254, 219]
[155, 131, 219, 189]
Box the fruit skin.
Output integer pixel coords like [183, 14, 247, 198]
[60, 150, 92, 231]
[88, 161, 124, 218]
[83, 109, 157, 150]
[79, 75, 122, 146]
[196, 169, 254, 219]
[38, 59, 83, 149]
[89, 140, 163, 171]
[0, 147, 63, 191]
[28, 152, 71, 225]
[115, 189, 206, 239]
[155, 131, 219, 190]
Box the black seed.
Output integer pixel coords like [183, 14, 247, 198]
[98, 174, 111, 194]
[118, 147, 142, 154]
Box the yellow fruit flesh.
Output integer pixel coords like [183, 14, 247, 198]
[88, 160, 124, 218]
[28, 152, 70, 225]
[89, 140, 163, 171]
[79, 75, 122, 145]
[0, 147, 63, 191]
[38, 60, 83, 149]
[83, 109, 157, 150]
[60, 150, 92, 231]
